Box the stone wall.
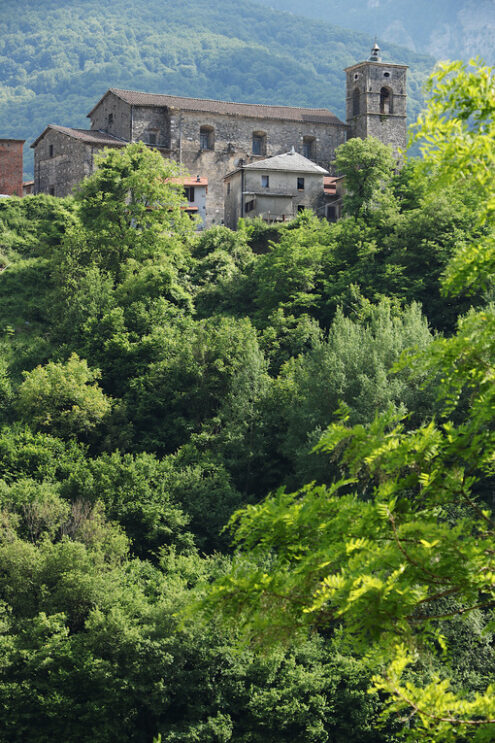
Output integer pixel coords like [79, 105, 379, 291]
[345, 61, 407, 154]
[224, 167, 325, 228]
[0, 139, 24, 196]
[33, 130, 93, 197]
[160, 108, 346, 226]
[88, 93, 132, 142]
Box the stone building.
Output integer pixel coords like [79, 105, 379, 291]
[345, 43, 407, 154]
[31, 45, 407, 225]
[31, 125, 125, 197]
[224, 150, 329, 229]
[0, 138, 25, 197]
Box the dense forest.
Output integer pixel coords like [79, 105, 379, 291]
[0, 0, 433, 177]
[0, 57, 494, 741]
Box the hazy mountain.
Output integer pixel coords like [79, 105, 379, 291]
[264, 0, 495, 63]
[0, 0, 433, 176]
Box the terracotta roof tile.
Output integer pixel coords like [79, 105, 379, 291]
[168, 176, 208, 187]
[89, 89, 344, 126]
[31, 125, 127, 149]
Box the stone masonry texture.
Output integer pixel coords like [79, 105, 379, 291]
[32, 53, 408, 224]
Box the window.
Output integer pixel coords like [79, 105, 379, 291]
[261, 175, 269, 188]
[49, 186, 55, 196]
[227, 182, 231, 195]
[302, 137, 315, 160]
[49, 144, 54, 158]
[352, 87, 360, 117]
[184, 186, 195, 202]
[148, 132, 157, 145]
[108, 113, 114, 128]
[326, 205, 337, 222]
[297, 177, 305, 190]
[380, 87, 393, 114]
[297, 205, 306, 213]
[252, 132, 266, 156]
[200, 126, 214, 150]
[245, 199, 255, 213]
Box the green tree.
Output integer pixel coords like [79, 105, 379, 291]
[334, 137, 397, 218]
[15, 353, 112, 440]
[204, 61, 495, 741]
[74, 142, 193, 278]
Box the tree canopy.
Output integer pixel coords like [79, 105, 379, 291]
[1, 63, 495, 742]
[203, 60, 495, 742]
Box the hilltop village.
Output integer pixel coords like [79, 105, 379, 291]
[1, 45, 407, 228]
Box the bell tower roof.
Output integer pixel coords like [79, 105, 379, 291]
[369, 42, 381, 62]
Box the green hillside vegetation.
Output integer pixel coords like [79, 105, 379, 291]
[0, 0, 433, 177]
[1, 54, 495, 739]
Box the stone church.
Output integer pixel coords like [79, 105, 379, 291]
[31, 44, 407, 226]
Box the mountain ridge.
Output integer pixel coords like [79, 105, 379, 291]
[264, 0, 495, 62]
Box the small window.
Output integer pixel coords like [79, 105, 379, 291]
[297, 177, 305, 190]
[352, 87, 360, 117]
[383, 71, 391, 78]
[302, 137, 315, 160]
[49, 186, 55, 196]
[200, 126, 214, 150]
[252, 132, 266, 156]
[184, 186, 195, 202]
[297, 205, 306, 213]
[227, 182, 231, 195]
[326, 205, 337, 222]
[380, 87, 393, 114]
[108, 113, 114, 128]
[148, 132, 157, 145]
[245, 199, 255, 213]
[49, 144, 54, 158]
[261, 175, 269, 188]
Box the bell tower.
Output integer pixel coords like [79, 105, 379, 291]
[345, 43, 408, 154]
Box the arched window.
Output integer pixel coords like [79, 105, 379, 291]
[380, 87, 393, 114]
[200, 125, 214, 151]
[352, 88, 360, 117]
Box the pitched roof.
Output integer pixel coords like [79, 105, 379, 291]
[31, 125, 127, 149]
[88, 89, 345, 126]
[242, 150, 329, 174]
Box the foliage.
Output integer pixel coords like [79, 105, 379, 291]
[74, 142, 192, 277]
[15, 353, 112, 440]
[1, 61, 495, 742]
[203, 60, 495, 741]
[334, 137, 397, 218]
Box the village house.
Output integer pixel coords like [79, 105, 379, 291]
[30, 44, 407, 227]
[168, 175, 208, 229]
[223, 149, 330, 228]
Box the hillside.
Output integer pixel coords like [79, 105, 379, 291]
[266, 0, 495, 62]
[0, 0, 433, 177]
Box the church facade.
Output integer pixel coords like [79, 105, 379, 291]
[31, 45, 407, 226]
